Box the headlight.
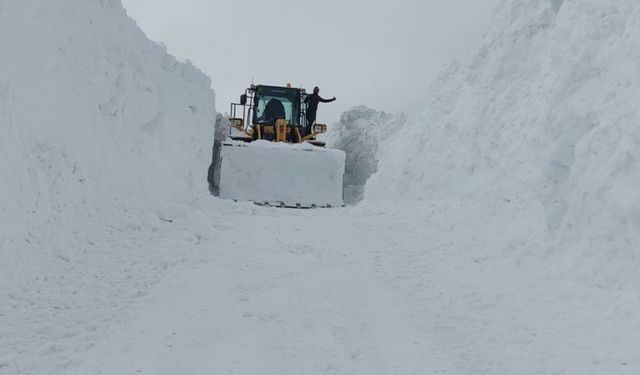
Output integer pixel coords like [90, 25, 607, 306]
[230, 118, 244, 128]
[313, 124, 327, 133]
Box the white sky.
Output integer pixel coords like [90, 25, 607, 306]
[122, 0, 499, 124]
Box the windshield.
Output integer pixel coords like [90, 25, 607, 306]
[253, 86, 301, 126]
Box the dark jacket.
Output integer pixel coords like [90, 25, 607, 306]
[304, 93, 335, 114]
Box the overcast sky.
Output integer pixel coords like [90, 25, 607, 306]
[122, 0, 499, 124]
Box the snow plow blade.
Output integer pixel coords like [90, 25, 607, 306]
[210, 140, 345, 208]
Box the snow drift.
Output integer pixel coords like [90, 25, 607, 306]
[327, 106, 405, 204]
[367, 0, 640, 287]
[0, 0, 215, 281]
[0, 1, 215, 371]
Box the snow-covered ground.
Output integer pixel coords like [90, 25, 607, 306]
[2, 0, 640, 374]
[21, 196, 640, 374]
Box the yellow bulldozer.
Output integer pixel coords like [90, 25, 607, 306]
[208, 84, 345, 208]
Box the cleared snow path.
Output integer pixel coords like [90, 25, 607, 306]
[0, 195, 640, 375]
[72, 201, 446, 374]
[5, 196, 639, 374]
[66, 197, 640, 375]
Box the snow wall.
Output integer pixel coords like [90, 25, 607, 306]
[365, 0, 640, 287]
[326, 106, 406, 205]
[0, 0, 216, 294]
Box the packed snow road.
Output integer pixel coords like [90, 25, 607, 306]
[4, 194, 629, 375]
[73, 201, 442, 375]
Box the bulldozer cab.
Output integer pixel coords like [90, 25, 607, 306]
[210, 83, 345, 208]
[252, 86, 301, 127]
[229, 84, 326, 145]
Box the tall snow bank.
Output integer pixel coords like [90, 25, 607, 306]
[366, 0, 640, 286]
[326, 106, 405, 204]
[0, 0, 215, 292]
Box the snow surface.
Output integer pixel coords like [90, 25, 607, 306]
[367, 0, 640, 289]
[0, 0, 215, 373]
[3, 0, 640, 374]
[326, 106, 406, 204]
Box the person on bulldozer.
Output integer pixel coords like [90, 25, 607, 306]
[304, 86, 336, 133]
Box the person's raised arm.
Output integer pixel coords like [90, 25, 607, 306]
[319, 96, 336, 103]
